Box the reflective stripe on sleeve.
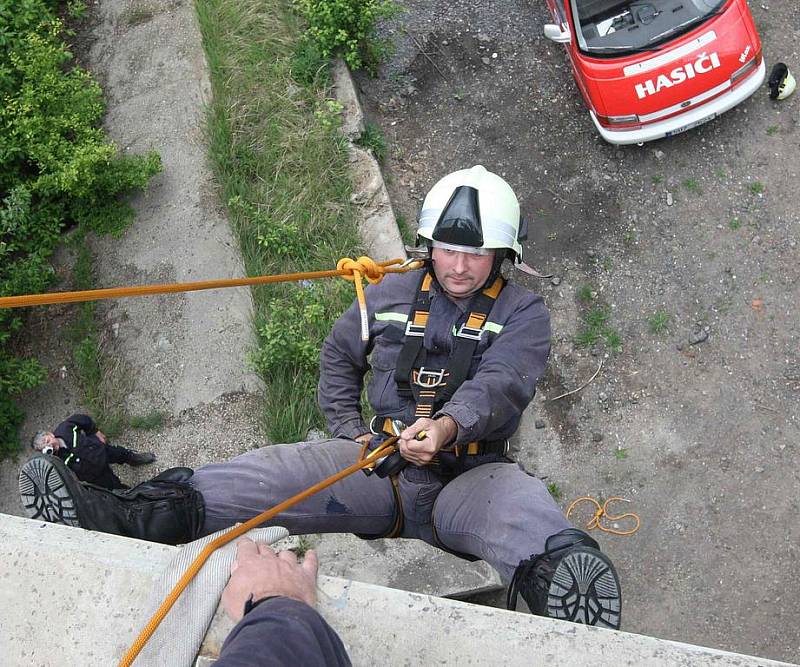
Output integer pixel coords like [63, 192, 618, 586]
[375, 312, 409, 323]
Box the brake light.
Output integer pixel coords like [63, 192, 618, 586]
[595, 113, 641, 129]
[731, 50, 761, 84]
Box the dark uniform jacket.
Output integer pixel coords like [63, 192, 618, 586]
[215, 597, 350, 666]
[318, 269, 551, 445]
[53, 414, 128, 489]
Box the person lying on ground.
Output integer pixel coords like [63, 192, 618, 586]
[31, 413, 155, 490]
[20, 166, 622, 629]
[216, 538, 349, 667]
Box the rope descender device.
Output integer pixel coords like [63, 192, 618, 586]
[566, 496, 640, 536]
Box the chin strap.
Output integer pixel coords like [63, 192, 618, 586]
[514, 260, 553, 279]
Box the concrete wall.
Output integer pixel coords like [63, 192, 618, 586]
[1, 514, 794, 667]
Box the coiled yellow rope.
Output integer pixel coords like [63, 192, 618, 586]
[566, 496, 640, 536]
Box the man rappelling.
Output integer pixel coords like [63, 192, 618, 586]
[20, 165, 622, 627]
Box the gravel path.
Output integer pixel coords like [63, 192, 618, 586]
[0, 0, 263, 513]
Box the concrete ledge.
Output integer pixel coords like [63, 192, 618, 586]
[331, 58, 406, 261]
[1, 515, 793, 667]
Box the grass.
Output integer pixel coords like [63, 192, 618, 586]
[575, 306, 622, 353]
[395, 213, 415, 247]
[749, 181, 765, 195]
[576, 284, 594, 303]
[614, 446, 628, 460]
[682, 178, 701, 194]
[196, 0, 363, 443]
[648, 310, 670, 334]
[766, 125, 779, 136]
[651, 175, 663, 185]
[355, 122, 387, 162]
[129, 411, 166, 430]
[67, 236, 128, 437]
[622, 229, 635, 246]
[123, 3, 156, 26]
[729, 217, 741, 230]
[547, 482, 562, 501]
[292, 535, 314, 557]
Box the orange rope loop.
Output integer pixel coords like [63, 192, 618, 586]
[566, 496, 640, 536]
[335, 256, 386, 285]
[336, 256, 403, 341]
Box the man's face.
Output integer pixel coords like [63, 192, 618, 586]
[431, 247, 495, 298]
[39, 433, 61, 452]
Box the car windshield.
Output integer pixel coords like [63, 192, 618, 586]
[569, 0, 727, 55]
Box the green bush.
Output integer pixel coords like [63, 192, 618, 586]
[251, 281, 349, 376]
[292, 0, 396, 70]
[355, 121, 386, 162]
[0, 0, 161, 458]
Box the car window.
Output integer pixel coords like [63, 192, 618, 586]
[569, 0, 727, 55]
[554, 0, 568, 25]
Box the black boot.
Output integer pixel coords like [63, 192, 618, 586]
[19, 454, 205, 545]
[507, 528, 621, 629]
[127, 451, 157, 467]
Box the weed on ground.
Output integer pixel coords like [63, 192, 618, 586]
[68, 235, 129, 437]
[196, 0, 363, 442]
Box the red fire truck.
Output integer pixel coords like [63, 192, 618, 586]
[543, 0, 765, 144]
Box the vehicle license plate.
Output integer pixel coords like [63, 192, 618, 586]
[666, 113, 716, 137]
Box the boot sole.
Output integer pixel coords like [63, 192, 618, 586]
[547, 546, 622, 629]
[19, 455, 82, 527]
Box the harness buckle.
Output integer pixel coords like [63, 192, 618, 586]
[499, 439, 510, 457]
[413, 367, 447, 388]
[456, 322, 484, 340]
[405, 321, 426, 337]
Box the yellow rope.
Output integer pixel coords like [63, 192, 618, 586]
[565, 496, 640, 536]
[118, 439, 399, 667]
[0, 256, 423, 341]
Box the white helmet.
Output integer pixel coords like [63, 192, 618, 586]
[417, 165, 525, 262]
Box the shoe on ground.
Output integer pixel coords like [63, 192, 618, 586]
[127, 451, 156, 467]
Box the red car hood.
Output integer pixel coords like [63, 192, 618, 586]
[578, 2, 758, 117]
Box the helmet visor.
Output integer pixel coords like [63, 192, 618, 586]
[431, 185, 484, 248]
[431, 240, 494, 256]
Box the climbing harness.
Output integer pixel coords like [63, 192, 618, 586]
[394, 271, 503, 418]
[118, 437, 400, 667]
[566, 496, 640, 536]
[0, 256, 423, 342]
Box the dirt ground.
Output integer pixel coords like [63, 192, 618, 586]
[3, 0, 798, 661]
[354, 1, 799, 662]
